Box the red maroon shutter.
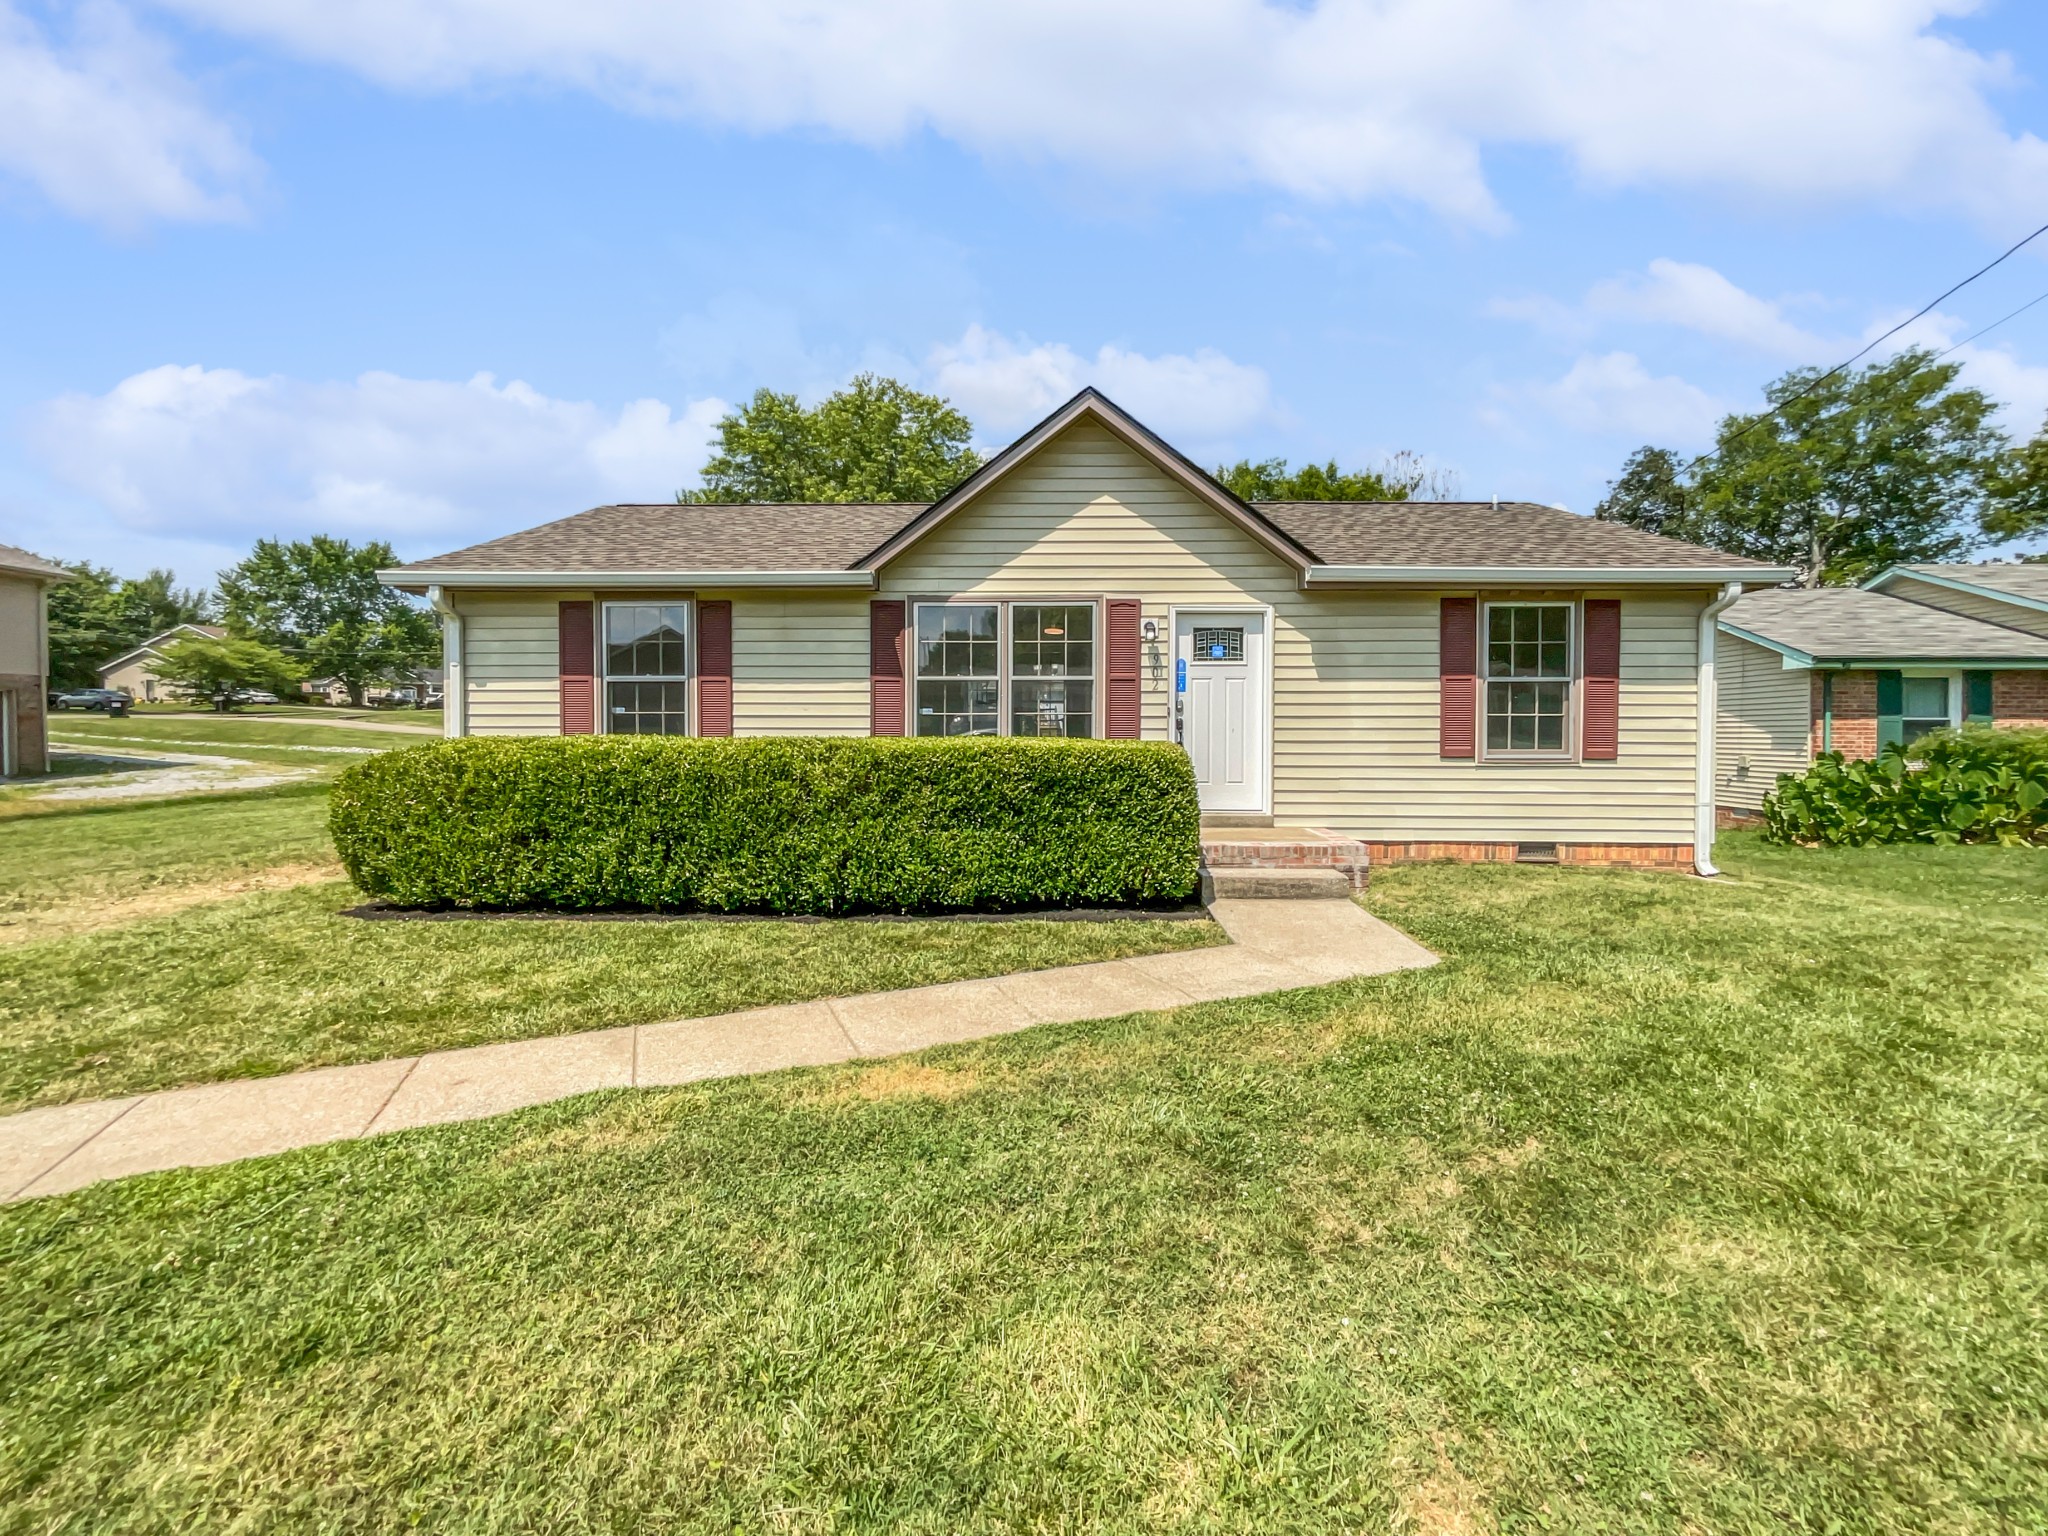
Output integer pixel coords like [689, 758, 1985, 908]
[1582, 598, 1621, 761]
[1439, 597, 1477, 758]
[559, 600, 595, 735]
[1105, 599, 1142, 739]
[697, 600, 733, 737]
[870, 599, 906, 736]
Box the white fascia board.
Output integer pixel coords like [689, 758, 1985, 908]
[1865, 564, 2048, 615]
[1303, 565, 1796, 587]
[377, 569, 877, 591]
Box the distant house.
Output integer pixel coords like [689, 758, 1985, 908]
[1715, 563, 2048, 814]
[0, 543, 71, 776]
[98, 624, 226, 702]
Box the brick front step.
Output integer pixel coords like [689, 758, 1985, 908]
[1200, 825, 1371, 892]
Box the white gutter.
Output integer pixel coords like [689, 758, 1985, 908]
[1694, 581, 1744, 877]
[1303, 565, 1797, 587]
[378, 569, 876, 591]
[426, 585, 465, 739]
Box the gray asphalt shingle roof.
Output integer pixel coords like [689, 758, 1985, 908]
[394, 498, 1776, 576]
[1898, 562, 2048, 604]
[0, 543, 69, 580]
[1253, 500, 1762, 569]
[397, 503, 926, 574]
[1721, 586, 2048, 662]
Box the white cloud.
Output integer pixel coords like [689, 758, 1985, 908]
[145, 0, 2048, 228]
[926, 324, 1272, 447]
[1585, 260, 1830, 360]
[1509, 351, 1725, 441]
[29, 364, 726, 554]
[0, 1, 253, 228]
[1492, 258, 1833, 359]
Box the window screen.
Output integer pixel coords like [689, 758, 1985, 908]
[604, 604, 690, 735]
[1901, 675, 1952, 744]
[1011, 604, 1095, 737]
[914, 603, 1000, 736]
[1484, 604, 1572, 754]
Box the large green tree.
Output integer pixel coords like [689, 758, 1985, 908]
[150, 635, 302, 711]
[217, 536, 436, 707]
[1213, 452, 1452, 502]
[44, 563, 209, 690]
[1596, 350, 2009, 586]
[681, 376, 981, 503]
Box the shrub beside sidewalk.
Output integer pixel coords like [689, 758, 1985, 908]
[331, 736, 1203, 914]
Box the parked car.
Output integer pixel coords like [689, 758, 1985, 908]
[230, 689, 282, 704]
[49, 688, 132, 712]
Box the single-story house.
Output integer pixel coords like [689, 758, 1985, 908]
[1715, 564, 2048, 814]
[98, 623, 226, 702]
[384, 389, 1795, 873]
[0, 543, 71, 776]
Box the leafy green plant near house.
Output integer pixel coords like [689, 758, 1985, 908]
[331, 736, 1202, 914]
[1763, 727, 2048, 846]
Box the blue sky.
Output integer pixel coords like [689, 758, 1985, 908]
[6, 0, 2048, 585]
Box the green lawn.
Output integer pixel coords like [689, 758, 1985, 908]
[43, 712, 413, 764]
[2, 836, 2043, 1531]
[0, 792, 1219, 1112]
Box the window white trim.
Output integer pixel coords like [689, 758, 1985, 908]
[1478, 599, 1579, 762]
[600, 600, 694, 736]
[908, 597, 1104, 739]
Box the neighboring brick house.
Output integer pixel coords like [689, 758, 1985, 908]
[0, 543, 71, 777]
[1715, 573, 2048, 816]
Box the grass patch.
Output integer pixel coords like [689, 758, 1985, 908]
[0, 789, 1217, 1111]
[44, 713, 404, 768]
[2, 835, 2043, 1529]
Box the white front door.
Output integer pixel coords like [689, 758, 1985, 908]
[1175, 609, 1268, 814]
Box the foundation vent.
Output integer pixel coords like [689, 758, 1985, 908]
[1514, 842, 1560, 865]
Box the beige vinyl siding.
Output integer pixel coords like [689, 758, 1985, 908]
[1880, 577, 2048, 639]
[723, 591, 870, 736]
[0, 576, 41, 677]
[461, 595, 560, 735]
[880, 418, 1708, 843]
[1715, 631, 1811, 812]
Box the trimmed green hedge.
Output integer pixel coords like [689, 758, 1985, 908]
[1762, 727, 2048, 847]
[330, 735, 1203, 914]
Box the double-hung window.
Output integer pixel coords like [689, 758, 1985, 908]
[1483, 602, 1573, 756]
[912, 601, 1097, 738]
[604, 602, 691, 735]
[1900, 674, 1956, 743]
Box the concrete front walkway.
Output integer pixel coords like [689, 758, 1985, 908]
[1, 899, 1436, 1202]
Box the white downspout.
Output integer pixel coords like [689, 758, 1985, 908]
[427, 585, 465, 739]
[1694, 581, 1743, 877]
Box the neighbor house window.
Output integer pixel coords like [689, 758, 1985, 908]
[604, 602, 690, 735]
[1901, 675, 1955, 742]
[1484, 602, 1573, 755]
[913, 600, 1098, 738]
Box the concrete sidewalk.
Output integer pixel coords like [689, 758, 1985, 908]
[1, 898, 1436, 1202]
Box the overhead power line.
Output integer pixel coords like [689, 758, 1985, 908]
[1683, 216, 2048, 476]
[1936, 286, 2048, 360]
